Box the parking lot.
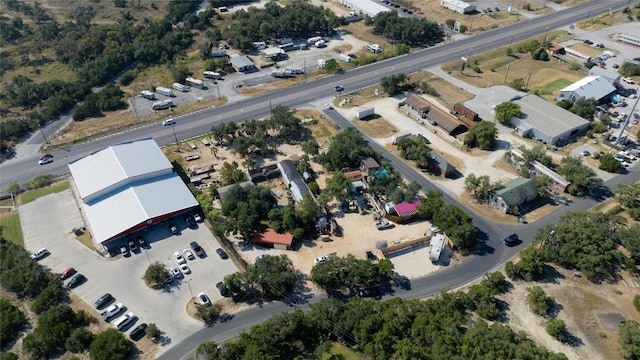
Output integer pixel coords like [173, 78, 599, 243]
[20, 189, 239, 350]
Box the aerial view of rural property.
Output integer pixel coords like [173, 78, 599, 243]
[1, 0, 640, 359]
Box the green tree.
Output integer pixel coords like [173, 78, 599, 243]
[395, 43, 410, 55]
[381, 73, 408, 95]
[196, 340, 220, 359]
[318, 128, 374, 171]
[616, 183, 640, 220]
[196, 303, 222, 322]
[65, 328, 94, 353]
[323, 58, 340, 73]
[221, 184, 276, 241]
[505, 246, 545, 281]
[171, 65, 190, 83]
[619, 320, 640, 360]
[557, 156, 602, 196]
[301, 139, 319, 157]
[494, 101, 521, 124]
[466, 121, 498, 150]
[570, 97, 598, 120]
[147, 323, 161, 343]
[619, 225, 640, 261]
[90, 329, 131, 360]
[518, 145, 552, 167]
[526, 286, 555, 316]
[143, 262, 168, 289]
[0, 299, 27, 345]
[546, 318, 567, 341]
[509, 78, 526, 91]
[634, 294, 640, 313]
[599, 153, 622, 173]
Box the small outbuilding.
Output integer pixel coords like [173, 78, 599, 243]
[251, 228, 294, 250]
[230, 54, 256, 72]
[440, 0, 476, 14]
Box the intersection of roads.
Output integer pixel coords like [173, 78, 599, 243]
[1, 1, 637, 358]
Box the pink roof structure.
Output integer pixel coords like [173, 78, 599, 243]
[394, 200, 421, 217]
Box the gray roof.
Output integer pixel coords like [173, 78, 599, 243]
[278, 160, 299, 182]
[277, 160, 315, 202]
[495, 178, 537, 207]
[230, 54, 254, 68]
[69, 138, 173, 201]
[588, 67, 621, 83]
[558, 76, 616, 101]
[513, 95, 590, 137]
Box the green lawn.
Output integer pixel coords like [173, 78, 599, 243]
[535, 78, 574, 96]
[19, 181, 70, 204]
[0, 212, 24, 247]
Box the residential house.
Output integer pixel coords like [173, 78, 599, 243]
[490, 178, 538, 213]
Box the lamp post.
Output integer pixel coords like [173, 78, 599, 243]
[468, 48, 473, 65]
[187, 278, 195, 303]
[40, 126, 48, 145]
[543, 26, 549, 44]
[171, 122, 179, 149]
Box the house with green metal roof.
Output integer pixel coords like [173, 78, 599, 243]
[491, 178, 538, 213]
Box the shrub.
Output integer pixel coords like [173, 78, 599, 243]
[90, 329, 131, 360]
[527, 286, 555, 317]
[546, 318, 567, 341]
[0, 299, 27, 345]
[147, 323, 161, 343]
[196, 303, 222, 323]
[65, 328, 94, 353]
[634, 294, 640, 313]
[143, 262, 169, 289]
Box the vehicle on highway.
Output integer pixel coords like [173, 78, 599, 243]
[38, 157, 53, 165]
[197, 292, 211, 305]
[170, 267, 183, 279]
[101, 303, 125, 321]
[94, 293, 114, 310]
[334, 84, 344, 91]
[130, 323, 147, 341]
[324, 103, 333, 109]
[314, 256, 328, 265]
[216, 248, 228, 259]
[60, 267, 77, 280]
[503, 234, 519, 246]
[190, 241, 205, 257]
[183, 248, 195, 260]
[162, 118, 175, 126]
[68, 274, 87, 288]
[39, 153, 53, 160]
[169, 224, 179, 235]
[31, 248, 49, 260]
[174, 251, 186, 264]
[180, 263, 191, 274]
[114, 312, 136, 331]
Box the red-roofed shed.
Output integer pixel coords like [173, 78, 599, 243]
[251, 228, 294, 250]
[393, 200, 421, 220]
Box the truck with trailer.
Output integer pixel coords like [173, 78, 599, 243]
[391, 131, 411, 144]
[155, 87, 175, 97]
[172, 83, 188, 92]
[185, 77, 205, 89]
[151, 100, 174, 110]
[140, 90, 156, 100]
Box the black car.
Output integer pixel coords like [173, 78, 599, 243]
[184, 215, 196, 228]
[129, 323, 147, 341]
[216, 281, 230, 297]
[94, 293, 114, 310]
[503, 234, 518, 246]
[355, 286, 382, 298]
[216, 248, 229, 259]
[190, 241, 204, 257]
[68, 274, 86, 288]
[137, 235, 146, 248]
[128, 238, 136, 251]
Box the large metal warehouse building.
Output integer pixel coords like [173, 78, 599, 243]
[68, 138, 198, 249]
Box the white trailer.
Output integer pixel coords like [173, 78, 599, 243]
[367, 44, 382, 53]
[151, 100, 174, 110]
[307, 36, 322, 45]
[338, 54, 351, 63]
[429, 233, 446, 263]
[141, 90, 156, 100]
[172, 83, 188, 92]
[392, 131, 411, 144]
[185, 77, 205, 89]
[314, 40, 326, 48]
[155, 87, 175, 97]
[203, 71, 221, 80]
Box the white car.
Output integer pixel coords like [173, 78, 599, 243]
[182, 249, 195, 260]
[324, 103, 333, 109]
[170, 267, 183, 279]
[162, 118, 175, 126]
[174, 251, 186, 264]
[38, 157, 53, 165]
[197, 292, 211, 305]
[193, 213, 203, 222]
[30, 248, 49, 260]
[314, 256, 328, 265]
[180, 263, 191, 274]
[101, 303, 125, 321]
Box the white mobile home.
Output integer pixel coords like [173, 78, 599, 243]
[440, 0, 476, 14]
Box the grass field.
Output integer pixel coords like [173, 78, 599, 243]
[19, 181, 70, 204]
[0, 212, 24, 247]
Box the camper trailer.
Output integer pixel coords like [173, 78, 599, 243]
[140, 90, 156, 100]
[156, 87, 175, 97]
[185, 77, 205, 89]
[151, 100, 174, 110]
[172, 83, 188, 92]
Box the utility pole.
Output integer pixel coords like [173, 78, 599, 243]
[504, 64, 510, 84]
[40, 126, 48, 145]
[172, 122, 179, 149]
[187, 278, 195, 304]
[525, 71, 532, 91]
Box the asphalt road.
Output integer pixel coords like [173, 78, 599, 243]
[1, 1, 635, 357]
[0, 0, 631, 190]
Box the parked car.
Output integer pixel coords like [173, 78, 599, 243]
[120, 245, 129, 257]
[179, 263, 191, 274]
[193, 213, 203, 223]
[94, 293, 114, 310]
[128, 238, 137, 251]
[197, 292, 211, 305]
[164, 272, 173, 285]
[114, 312, 136, 331]
[334, 84, 344, 91]
[130, 323, 147, 341]
[314, 256, 328, 265]
[184, 215, 196, 228]
[30, 248, 49, 260]
[101, 303, 125, 321]
[183, 248, 195, 260]
[190, 241, 205, 257]
[137, 235, 146, 248]
[169, 224, 178, 235]
[60, 267, 77, 280]
[256, 254, 270, 261]
[216, 248, 228, 259]
[174, 251, 186, 264]
[170, 267, 183, 279]
[216, 281, 230, 297]
[68, 274, 86, 288]
[503, 234, 519, 246]
[581, 150, 590, 156]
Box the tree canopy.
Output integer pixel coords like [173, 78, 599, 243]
[466, 121, 498, 150]
[221, 184, 276, 240]
[494, 102, 521, 124]
[365, 11, 444, 46]
[223, 254, 297, 301]
[317, 128, 375, 171]
[557, 156, 602, 195]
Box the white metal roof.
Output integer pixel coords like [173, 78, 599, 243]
[230, 54, 255, 68]
[514, 95, 589, 137]
[69, 138, 172, 200]
[83, 173, 198, 244]
[559, 76, 616, 101]
[339, 0, 391, 17]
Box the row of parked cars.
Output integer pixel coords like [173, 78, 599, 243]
[97, 293, 147, 340]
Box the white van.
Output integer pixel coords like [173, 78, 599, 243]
[114, 312, 136, 331]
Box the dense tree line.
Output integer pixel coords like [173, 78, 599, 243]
[318, 128, 376, 171]
[72, 84, 126, 121]
[365, 11, 444, 47]
[223, 254, 298, 302]
[616, 182, 640, 220]
[396, 136, 432, 167]
[310, 254, 394, 292]
[618, 320, 640, 360]
[557, 156, 602, 195]
[0, 298, 27, 345]
[195, 273, 566, 359]
[224, 1, 342, 51]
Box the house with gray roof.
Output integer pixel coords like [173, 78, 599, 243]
[490, 178, 538, 213]
[277, 160, 315, 202]
[510, 95, 590, 147]
[230, 54, 255, 72]
[557, 76, 616, 103]
[68, 138, 198, 247]
[588, 67, 621, 86]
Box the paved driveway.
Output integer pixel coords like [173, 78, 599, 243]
[20, 189, 239, 354]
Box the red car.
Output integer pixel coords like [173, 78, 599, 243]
[60, 267, 77, 280]
[39, 153, 53, 160]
